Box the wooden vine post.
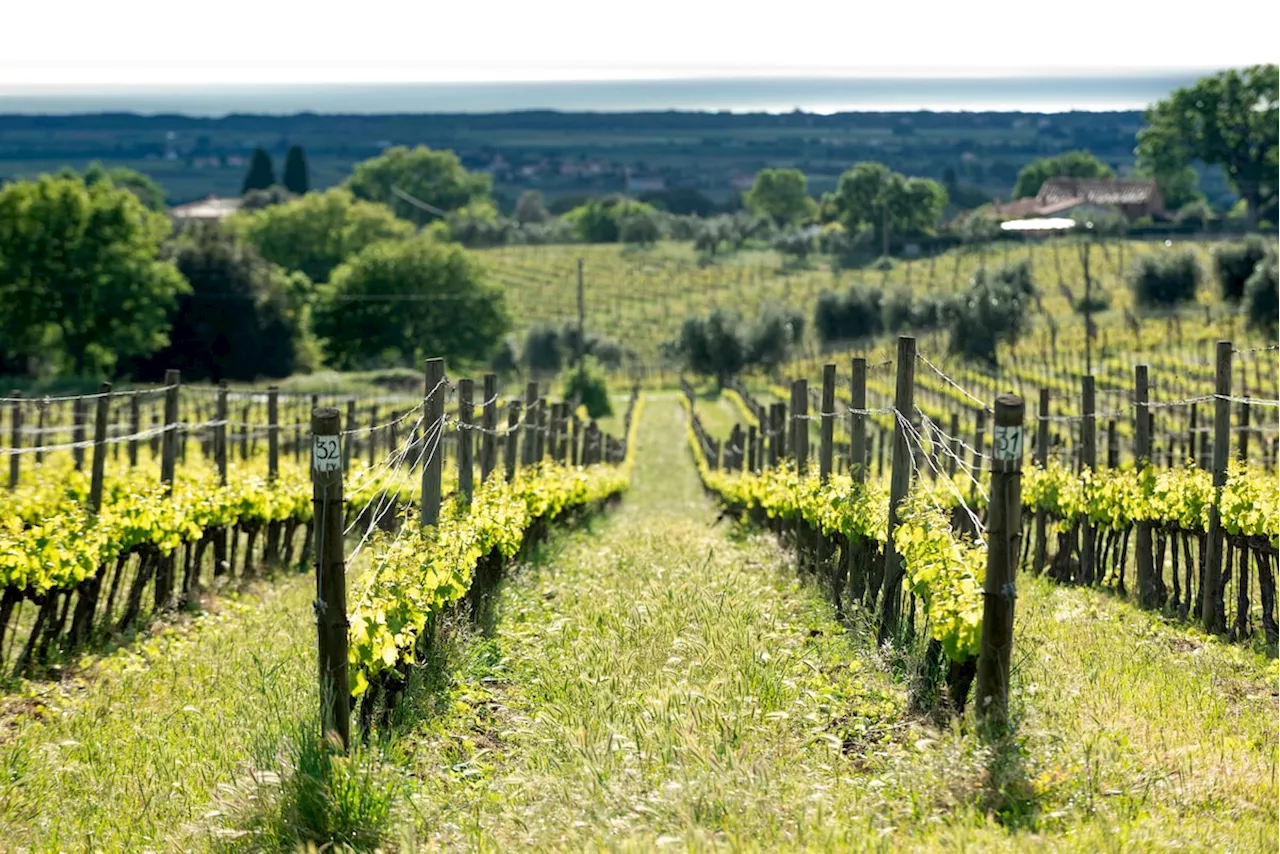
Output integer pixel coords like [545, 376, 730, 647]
[1032, 388, 1049, 575]
[129, 391, 141, 467]
[791, 378, 809, 575]
[1202, 341, 1232, 634]
[343, 398, 356, 472]
[268, 386, 280, 483]
[311, 406, 350, 752]
[8, 391, 20, 489]
[522, 382, 538, 467]
[879, 336, 916, 643]
[819, 364, 835, 482]
[215, 381, 229, 487]
[1080, 374, 1097, 585]
[457, 378, 474, 503]
[480, 374, 497, 483]
[505, 401, 521, 482]
[976, 392, 1025, 732]
[421, 358, 446, 527]
[1134, 365, 1162, 609]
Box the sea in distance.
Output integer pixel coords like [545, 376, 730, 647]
[0, 72, 1206, 116]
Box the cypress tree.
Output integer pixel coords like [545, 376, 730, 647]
[282, 145, 310, 195]
[241, 147, 276, 194]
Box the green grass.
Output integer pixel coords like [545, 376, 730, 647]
[0, 394, 1273, 851]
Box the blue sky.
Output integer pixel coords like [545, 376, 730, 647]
[2, 0, 1275, 87]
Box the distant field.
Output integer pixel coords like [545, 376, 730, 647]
[477, 237, 1256, 370]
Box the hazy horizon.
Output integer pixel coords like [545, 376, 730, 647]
[0, 71, 1205, 117]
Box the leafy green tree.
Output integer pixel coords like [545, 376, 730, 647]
[942, 261, 1037, 365]
[125, 222, 316, 381]
[1215, 236, 1272, 302]
[521, 325, 563, 375]
[744, 168, 815, 225]
[347, 145, 491, 225]
[282, 145, 310, 195]
[232, 187, 414, 283]
[242, 147, 276, 194]
[618, 208, 662, 245]
[514, 190, 550, 224]
[1244, 250, 1278, 336]
[1011, 151, 1113, 199]
[316, 236, 507, 370]
[1129, 249, 1203, 308]
[561, 355, 613, 419]
[81, 162, 167, 211]
[563, 196, 659, 243]
[744, 303, 803, 374]
[240, 185, 297, 211]
[1137, 65, 1278, 226]
[815, 285, 884, 344]
[832, 163, 947, 251]
[0, 174, 188, 375]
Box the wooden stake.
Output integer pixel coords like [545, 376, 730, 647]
[1203, 341, 1232, 634]
[421, 358, 446, 528]
[311, 406, 351, 752]
[879, 336, 916, 643]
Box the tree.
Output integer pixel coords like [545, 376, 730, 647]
[563, 196, 659, 243]
[1011, 151, 1113, 199]
[282, 145, 310, 195]
[240, 185, 297, 211]
[942, 262, 1036, 366]
[1215, 236, 1272, 302]
[124, 222, 316, 381]
[316, 236, 508, 371]
[666, 310, 747, 387]
[618, 208, 662, 245]
[744, 168, 815, 225]
[514, 190, 550, 224]
[1244, 250, 1278, 336]
[561, 356, 613, 419]
[0, 174, 188, 375]
[81, 162, 167, 211]
[1129, 249, 1203, 308]
[744, 303, 803, 374]
[1137, 65, 1278, 227]
[347, 145, 491, 225]
[232, 187, 414, 283]
[831, 162, 947, 252]
[521, 325, 563, 376]
[242, 147, 276, 194]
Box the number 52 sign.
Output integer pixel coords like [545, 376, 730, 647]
[313, 435, 341, 472]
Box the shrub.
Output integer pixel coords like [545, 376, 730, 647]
[1129, 248, 1202, 308]
[561, 356, 613, 419]
[943, 263, 1035, 365]
[1244, 250, 1278, 337]
[521, 325, 563, 375]
[1214, 236, 1272, 302]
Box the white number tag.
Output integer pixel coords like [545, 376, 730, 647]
[313, 435, 341, 472]
[992, 425, 1022, 462]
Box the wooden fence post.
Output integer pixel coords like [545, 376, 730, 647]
[747, 424, 757, 473]
[311, 406, 351, 752]
[1033, 389, 1049, 575]
[851, 358, 867, 481]
[819, 363, 835, 483]
[216, 381, 229, 486]
[458, 378, 474, 503]
[505, 401, 521, 482]
[969, 409, 986, 503]
[948, 412, 960, 478]
[879, 336, 916, 643]
[8, 392, 20, 489]
[481, 374, 497, 483]
[1080, 374, 1096, 585]
[161, 371, 180, 493]
[792, 379, 808, 474]
[1203, 341, 1232, 634]
[975, 393, 1025, 732]
[343, 398, 356, 473]
[89, 383, 111, 514]
[73, 396, 87, 471]
[1135, 365, 1163, 609]
[129, 392, 141, 467]
[522, 382, 538, 467]
[268, 386, 280, 483]
[767, 402, 782, 469]
[421, 358, 446, 528]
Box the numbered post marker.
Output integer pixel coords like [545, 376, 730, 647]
[313, 435, 341, 472]
[992, 424, 1023, 463]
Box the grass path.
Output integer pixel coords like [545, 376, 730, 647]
[395, 393, 1277, 852]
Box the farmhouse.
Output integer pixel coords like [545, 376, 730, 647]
[993, 178, 1166, 222]
[169, 195, 243, 220]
